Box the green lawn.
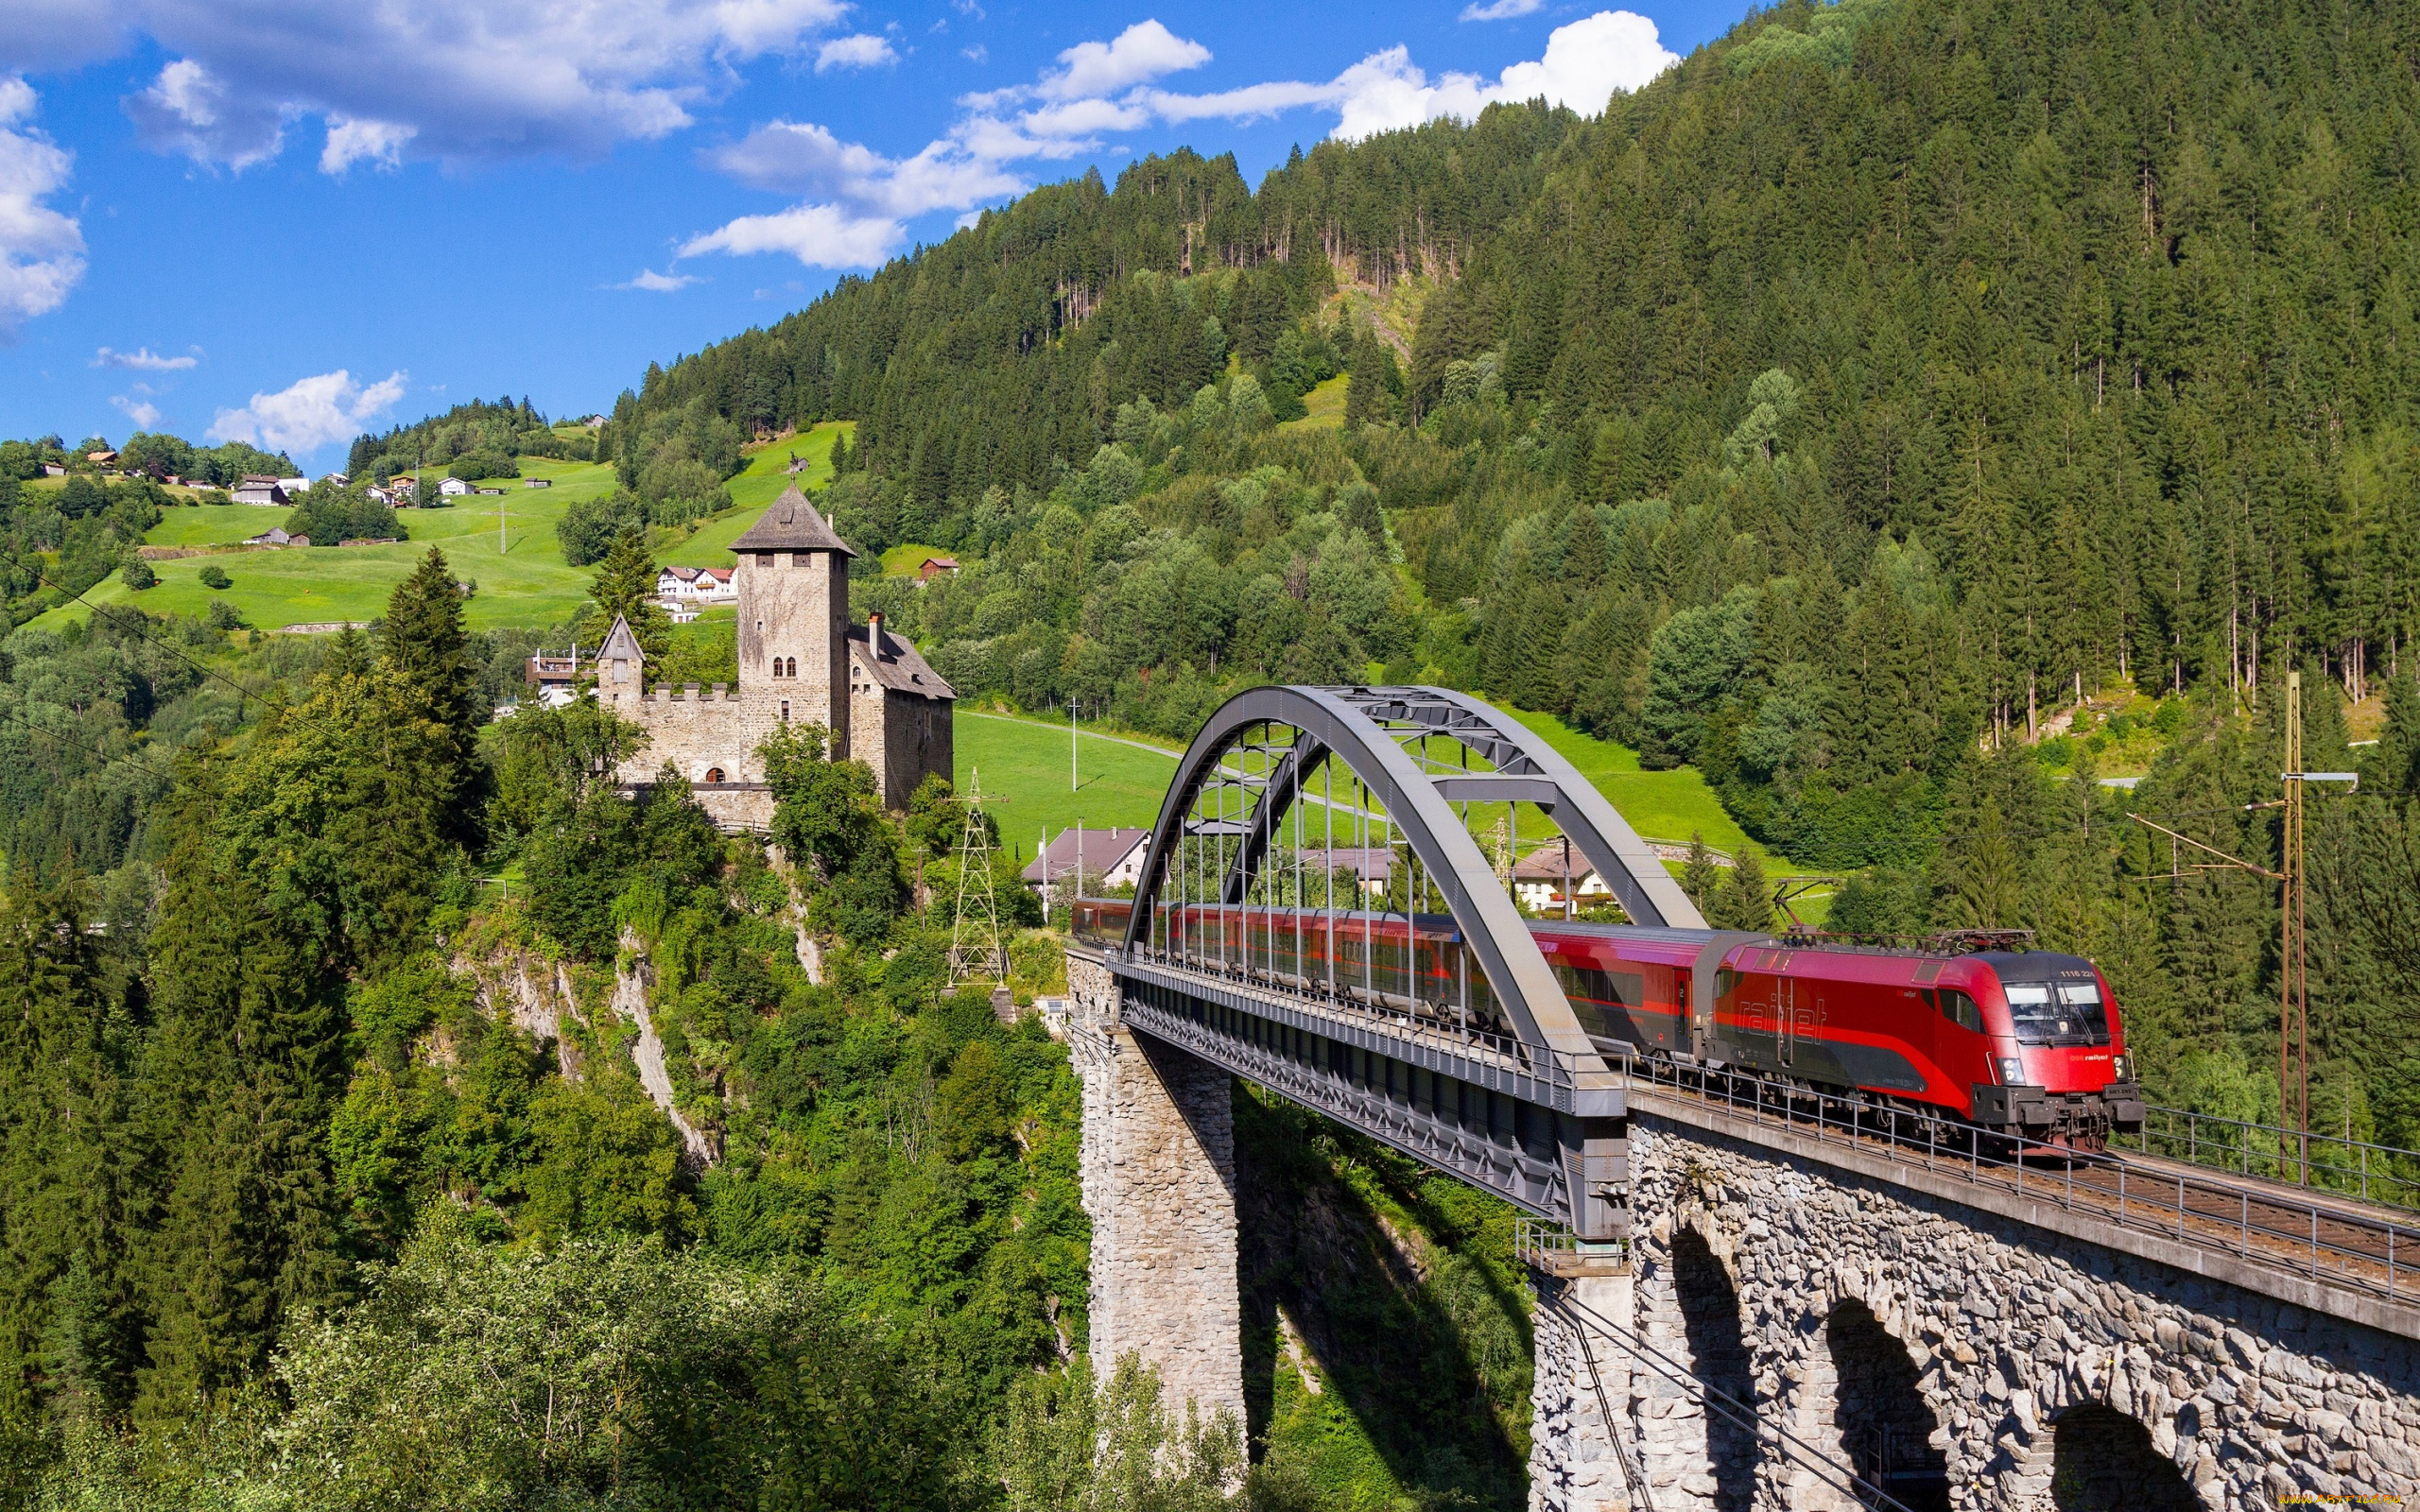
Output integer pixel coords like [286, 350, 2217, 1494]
[39, 461, 624, 634]
[956, 711, 1180, 866]
[729, 421, 852, 512]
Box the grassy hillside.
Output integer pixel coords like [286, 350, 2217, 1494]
[39, 458, 618, 633]
[956, 710, 1179, 860]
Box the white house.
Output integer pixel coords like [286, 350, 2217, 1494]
[276, 475, 309, 493]
[232, 474, 287, 506]
[438, 477, 474, 497]
[656, 565, 735, 603]
[525, 477, 552, 489]
[1511, 844, 1619, 915]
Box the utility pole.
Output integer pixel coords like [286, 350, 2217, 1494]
[2281, 672, 2308, 1183]
[1070, 696, 1080, 792]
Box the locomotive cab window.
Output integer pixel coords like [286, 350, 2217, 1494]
[2005, 981, 2110, 1045]
[1938, 988, 1982, 1034]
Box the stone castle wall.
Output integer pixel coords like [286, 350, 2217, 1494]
[852, 679, 951, 806]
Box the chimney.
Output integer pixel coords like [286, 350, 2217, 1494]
[867, 611, 884, 655]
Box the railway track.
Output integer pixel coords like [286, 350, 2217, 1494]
[1631, 1058, 2420, 1306]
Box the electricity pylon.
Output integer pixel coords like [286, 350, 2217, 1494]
[949, 767, 1009, 986]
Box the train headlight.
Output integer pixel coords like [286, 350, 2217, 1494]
[1996, 1057, 2024, 1085]
[2111, 1054, 2131, 1082]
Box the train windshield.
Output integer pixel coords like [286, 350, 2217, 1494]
[2003, 981, 2111, 1046]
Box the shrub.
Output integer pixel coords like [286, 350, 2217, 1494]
[199, 563, 231, 590]
[122, 558, 157, 590]
[206, 599, 244, 630]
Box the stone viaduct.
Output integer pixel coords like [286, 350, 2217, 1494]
[1054, 685, 2420, 1510]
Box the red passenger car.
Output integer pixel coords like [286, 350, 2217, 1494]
[1076, 900, 2145, 1148]
[1531, 923, 2145, 1148]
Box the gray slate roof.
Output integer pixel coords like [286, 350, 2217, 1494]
[730, 485, 856, 556]
[849, 621, 954, 701]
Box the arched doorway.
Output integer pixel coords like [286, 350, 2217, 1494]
[1826, 1299, 1949, 1512]
[2050, 1404, 2197, 1511]
[1671, 1227, 1758, 1511]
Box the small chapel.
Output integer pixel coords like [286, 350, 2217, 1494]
[595, 483, 955, 829]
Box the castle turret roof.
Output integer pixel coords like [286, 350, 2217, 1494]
[731, 485, 856, 556]
[598, 613, 646, 666]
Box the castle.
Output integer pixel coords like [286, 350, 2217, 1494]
[596, 484, 955, 829]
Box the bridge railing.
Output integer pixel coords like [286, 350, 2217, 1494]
[1630, 1057, 2420, 1307]
[2117, 1105, 2420, 1212]
[1074, 896, 1609, 1101]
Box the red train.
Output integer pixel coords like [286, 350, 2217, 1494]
[1077, 900, 2146, 1148]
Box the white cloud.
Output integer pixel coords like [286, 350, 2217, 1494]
[17, 0, 851, 173]
[706, 120, 1020, 218]
[1460, 0, 1543, 19]
[112, 393, 161, 429]
[1038, 20, 1208, 100]
[618, 267, 700, 291]
[0, 0, 133, 72]
[126, 59, 285, 169]
[688, 12, 1675, 274]
[0, 77, 84, 340]
[1145, 11, 1679, 140]
[679, 203, 903, 267]
[209, 369, 408, 454]
[321, 117, 415, 175]
[961, 44, 987, 63]
[94, 344, 198, 369]
[816, 34, 896, 72]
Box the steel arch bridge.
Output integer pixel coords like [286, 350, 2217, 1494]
[1072, 685, 1712, 1242]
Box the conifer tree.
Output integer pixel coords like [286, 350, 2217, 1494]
[584, 529, 671, 659]
[382, 548, 483, 838]
[134, 774, 347, 1426]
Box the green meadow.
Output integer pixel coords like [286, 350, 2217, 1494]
[38, 457, 617, 633]
[955, 710, 1180, 865]
[657, 421, 854, 569]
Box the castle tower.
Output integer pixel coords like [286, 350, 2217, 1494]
[732, 484, 855, 759]
[596, 481, 953, 830]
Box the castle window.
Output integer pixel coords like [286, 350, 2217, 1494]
[784, 657, 797, 678]
[704, 767, 724, 783]
[780, 700, 790, 723]
[756, 552, 774, 567]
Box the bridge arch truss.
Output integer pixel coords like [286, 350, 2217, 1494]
[1083, 685, 1709, 1240]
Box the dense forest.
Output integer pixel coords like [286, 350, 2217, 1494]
[6, 0, 2420, 1501]
[607, 0, 2420, 1151]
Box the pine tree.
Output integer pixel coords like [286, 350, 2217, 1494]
[134, 778, 347, 1426]
[1681, 833, 1721, 918]
[584, 528, 671, 658]
[382, 548, 483, 838]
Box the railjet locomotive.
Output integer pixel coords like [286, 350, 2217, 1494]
[1081, 900, 2146, 1149]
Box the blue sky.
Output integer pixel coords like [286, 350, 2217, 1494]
[0, 0, 1749, 468]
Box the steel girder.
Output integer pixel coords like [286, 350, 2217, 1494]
[1121, 685, 1613, 1073]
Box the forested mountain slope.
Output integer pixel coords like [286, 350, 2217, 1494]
[613, 0, 2420, 1137]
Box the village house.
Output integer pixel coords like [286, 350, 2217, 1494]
[524, 476, 551, 488]
[438, 477, 473, 497]
[232, 475, 287, 506]
[276, 475, 309, 493]
[1510, 843, 1619, 915]
[1022, 827, 1152, 906]
[243, 527, 309, 548]
[86, 450, 116, 467]
[917, 555, 960, 584]
[596, 485, 954, 825]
